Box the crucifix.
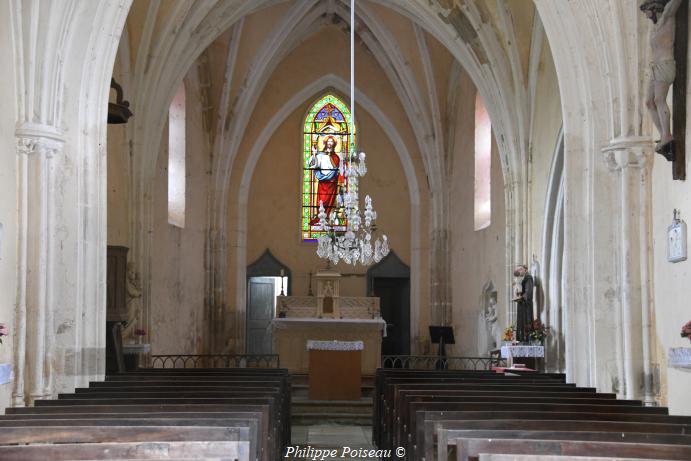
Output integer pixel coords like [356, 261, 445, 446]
[641, 0, 687, 180]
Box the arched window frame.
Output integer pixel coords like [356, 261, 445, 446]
[301, 93, 356, 242]
[168, 82, 186, 228]
[474, 92, 492, 231]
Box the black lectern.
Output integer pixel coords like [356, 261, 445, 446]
[429, 326, 455, 370]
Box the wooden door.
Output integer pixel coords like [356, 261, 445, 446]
[373, 277, 410, 356]
[246, 277, 275, 354]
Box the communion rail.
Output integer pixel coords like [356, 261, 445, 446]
[149, 354, 280, 369]
[381, 355, 506, 370]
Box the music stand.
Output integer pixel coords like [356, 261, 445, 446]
[429, 326, 455, 369]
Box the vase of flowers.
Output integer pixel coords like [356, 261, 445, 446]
[0, 323, 8, 344]
[526, 320, 549, 345]
[681, 321, 691, 343]
[134, 328, 146, 345]
[502, 325, 514, 346]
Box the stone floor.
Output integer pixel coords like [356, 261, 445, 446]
[289, 424, 384, 460]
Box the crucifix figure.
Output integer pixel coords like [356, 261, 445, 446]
[641, 0, 683, 158]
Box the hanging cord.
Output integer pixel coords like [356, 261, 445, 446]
[350, 0, 355, 127]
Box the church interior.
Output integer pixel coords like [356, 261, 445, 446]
[0, 0, 690, 459]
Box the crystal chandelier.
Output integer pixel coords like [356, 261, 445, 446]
[315, 0, 389, 266]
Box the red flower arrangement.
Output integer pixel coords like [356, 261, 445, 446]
[526, 320, 549, 344]
[134, 328, 146, 337]
[681, 321, 691, 343]
[0, 323, 8, 344]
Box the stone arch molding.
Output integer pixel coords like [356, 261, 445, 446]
[7, 0, 131, 406]
[123, 0, 533, 353]
[232, 73, 422, 352]
[534, 0, 657, 402]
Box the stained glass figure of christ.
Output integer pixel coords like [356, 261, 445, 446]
[302, 95, 355, 242]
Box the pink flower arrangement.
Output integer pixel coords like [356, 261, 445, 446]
[0, 323, 8, 344]
[681, 321, 691, 343]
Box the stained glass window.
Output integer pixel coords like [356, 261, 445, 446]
[474, 92, 492, 231]
[302, 94, 356, 242]
[168, 82, 186, 228]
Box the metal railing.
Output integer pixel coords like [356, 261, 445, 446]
[149, 354, 280, 369]
[381, 355, 506, 370]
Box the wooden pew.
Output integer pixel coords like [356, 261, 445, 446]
[401, 402, 668, 456]
[3, 367, 291, 461]
[0, 440, 251, 460]
[376, 374, 574, 448]
[422, 418, 691, 461]
[0, 417, 262, 460]
[441, 430, 691, 461]
[478, 455, 679, 461]
[452, 437, 691, 461]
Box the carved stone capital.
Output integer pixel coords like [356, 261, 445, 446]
[602, 136, 654, 171]
[15, 123, 65, 157]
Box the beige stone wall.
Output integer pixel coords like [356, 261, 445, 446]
[0, 0, 17, 409]
[149, 75, 210, 355]
[528, 39, 562, 261]
[245, 106, 412, 296]
[224, 26, 432, 352]
[650, 11, 691, 415]
[449, 68, 507, 356]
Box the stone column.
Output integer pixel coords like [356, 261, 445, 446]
[13, 123, 63, 406]
[603, 137, 654, 401]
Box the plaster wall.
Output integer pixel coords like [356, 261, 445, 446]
[149, 75, 209, 355]
[449, 68, 507, 356]
[529, 39, 562, 265]
[245, 104, 412, 297]
[224, 26, 431, 352]
[0, 0, 18, 409]
[650, 11, 691, 415]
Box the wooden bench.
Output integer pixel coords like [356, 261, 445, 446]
[422, 418, 691, 461]
[401, 401, 668, 455]
[2, 367, 292, 461]
[0, 440, 251, 460]
[452, 437, 691, 461]
[441, 430, 691, 461]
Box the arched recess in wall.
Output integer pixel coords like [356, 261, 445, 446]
[367, 251, 411, 356]
[246, 249, 291, 355]
[235, 74, 421, 354]
[541, 128, 565, 373]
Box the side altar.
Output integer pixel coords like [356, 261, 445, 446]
[270, 270, 385, 375]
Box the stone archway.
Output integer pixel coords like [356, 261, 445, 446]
[6, 0, 132, 406]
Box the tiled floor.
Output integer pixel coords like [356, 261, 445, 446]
[289, 424, 382, 460]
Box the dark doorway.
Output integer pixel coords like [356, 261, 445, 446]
[367, 251, 411, 356]
[246, 249, 290, 354]
[373, 277, 410, 355]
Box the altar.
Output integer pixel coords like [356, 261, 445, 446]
[271, 317, 385, 374]
[270, 269, 385, 375]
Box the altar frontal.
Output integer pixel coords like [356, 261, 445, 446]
[270, 270, 385, 376]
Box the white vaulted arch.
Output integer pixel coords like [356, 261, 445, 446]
[8, 0, 131, 406]
[232, 73, 422, 351]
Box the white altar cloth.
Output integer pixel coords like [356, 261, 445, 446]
[668, 347, 691, 369]
[501, 345, 545, 358]
[307, 340, 364, 351]
[501, 345, 544, 368]
[0, 363, 13, 385]
[271, 317, 387, 337]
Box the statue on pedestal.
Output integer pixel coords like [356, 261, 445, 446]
[123, 262, 143, 343]
[512, 265, 534, 342]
